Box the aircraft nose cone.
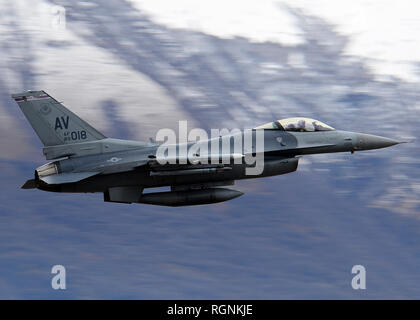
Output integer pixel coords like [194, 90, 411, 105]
[355, 133, 401, 151]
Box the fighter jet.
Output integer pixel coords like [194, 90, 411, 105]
[12, 90, 404, 206]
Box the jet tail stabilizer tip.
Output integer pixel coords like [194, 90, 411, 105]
[21, 179, 36, 189]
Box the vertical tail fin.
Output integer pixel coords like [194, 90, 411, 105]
[11, 90, 106, 146]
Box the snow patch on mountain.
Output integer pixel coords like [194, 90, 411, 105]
[132, 0, 420, 82]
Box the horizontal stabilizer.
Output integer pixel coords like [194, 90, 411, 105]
[40, 171, 100, 184]
[21, 179, 36, 189]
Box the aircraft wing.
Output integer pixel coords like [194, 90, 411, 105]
[36, 153, 244, 185]
[76, 153, 244, 175]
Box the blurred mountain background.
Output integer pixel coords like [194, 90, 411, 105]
[0, 0, 419, 298]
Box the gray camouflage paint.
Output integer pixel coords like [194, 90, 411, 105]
[12, 90, 402, 206]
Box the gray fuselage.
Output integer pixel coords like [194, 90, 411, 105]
[36, 129, 384, 193]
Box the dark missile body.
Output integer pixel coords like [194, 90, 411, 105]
[138, 188, 244, 206]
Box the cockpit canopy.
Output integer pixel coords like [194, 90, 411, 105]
[254, 117, 335, 132]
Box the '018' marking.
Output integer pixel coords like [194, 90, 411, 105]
[63, 130, 87, 142]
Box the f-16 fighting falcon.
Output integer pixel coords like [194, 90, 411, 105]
[12, 90, 404, 206]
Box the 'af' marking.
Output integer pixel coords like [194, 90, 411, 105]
[55, 116, 69, 130]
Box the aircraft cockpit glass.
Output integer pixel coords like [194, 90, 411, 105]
[254, 117, 335, 132]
